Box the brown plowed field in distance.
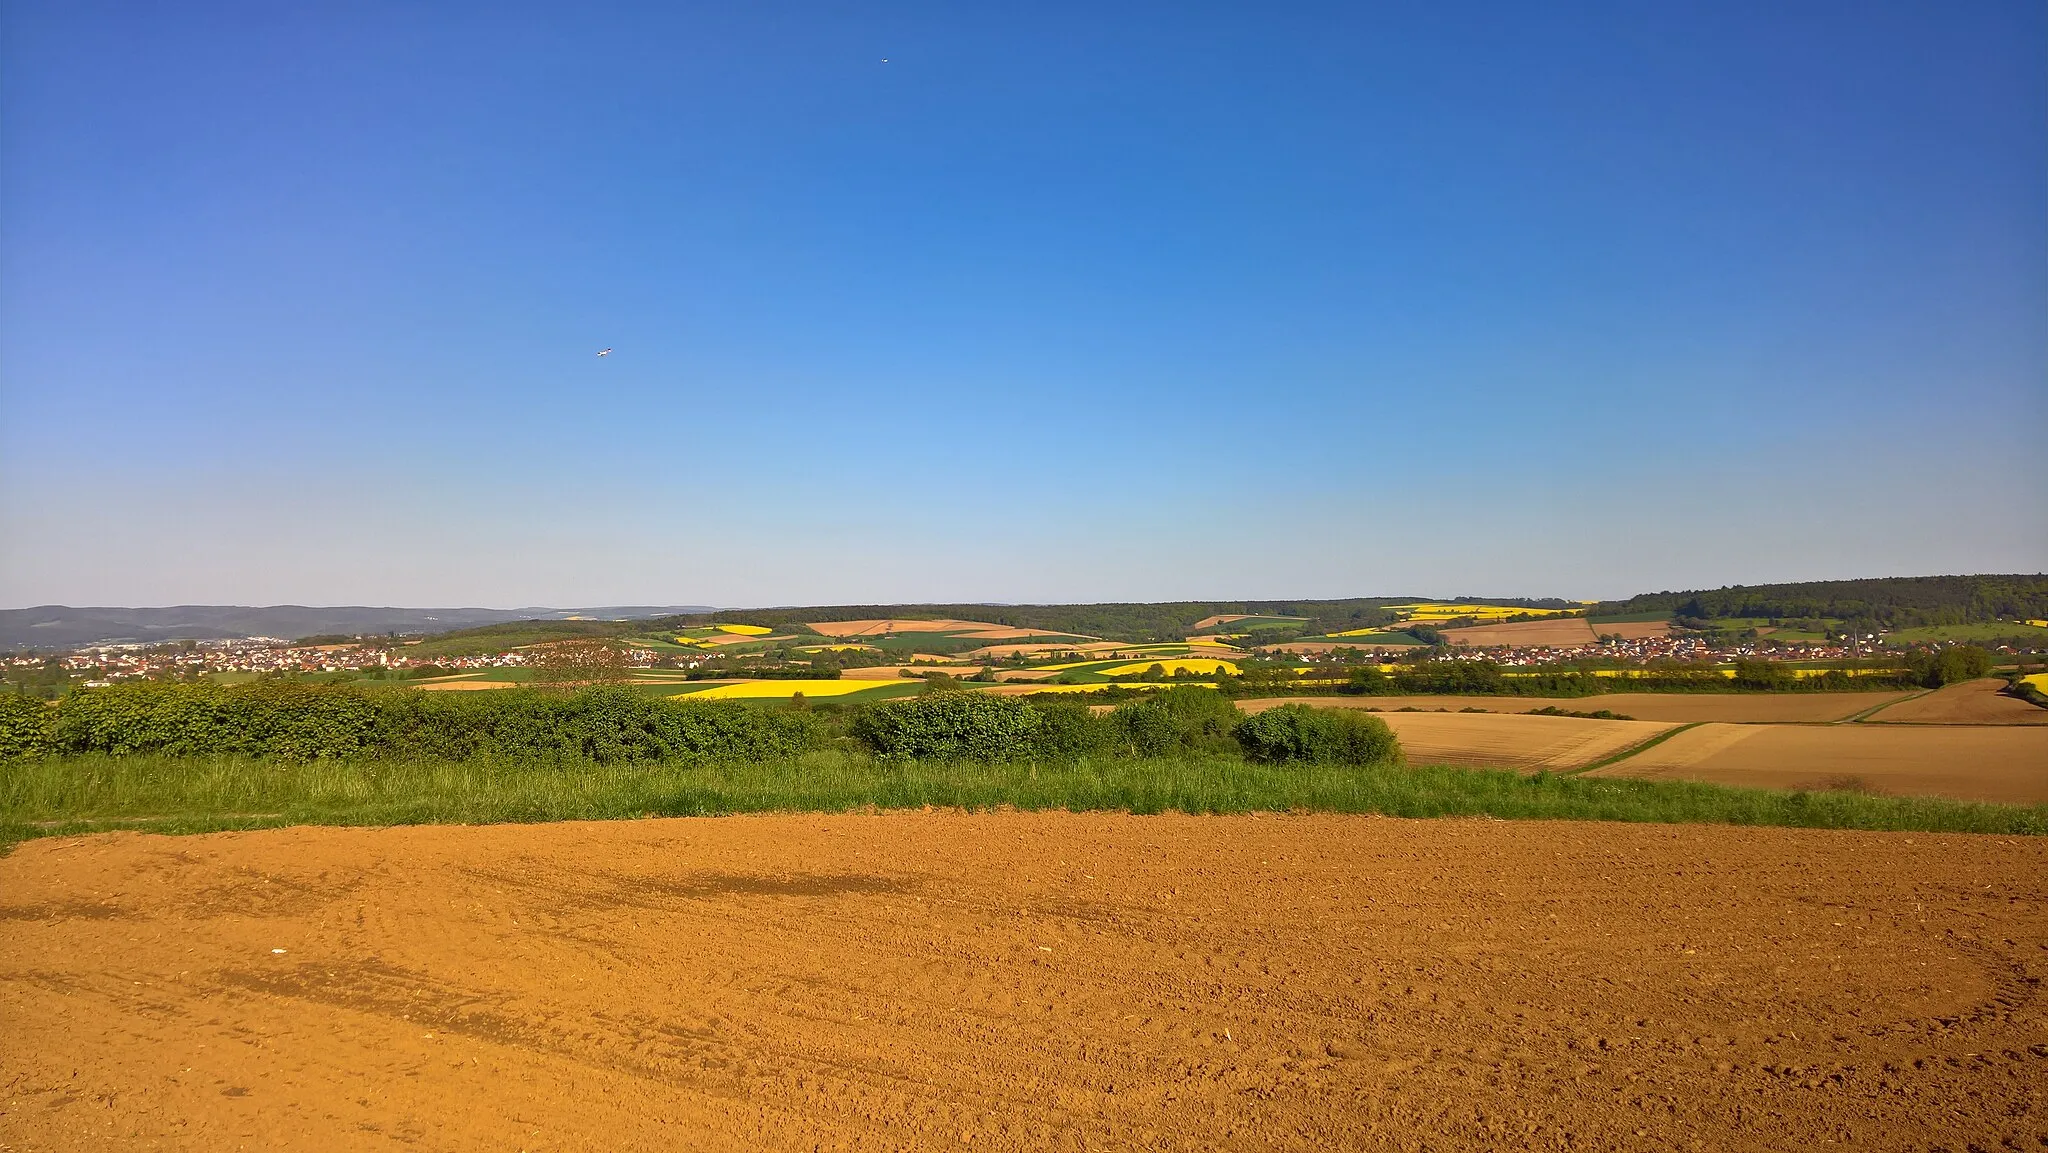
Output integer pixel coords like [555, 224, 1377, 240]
[1241, 692, 1918, 724]
[1442, 617, 1601, 646]
[1864, 679, 2048, 725]
[2, 815, 2042, 1152]
[806, 619, 1004, 637]
[1587, 722, 2048, 803]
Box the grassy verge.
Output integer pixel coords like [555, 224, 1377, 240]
[3, 751, 2043, 849]
[1563, 722, 1703, 775]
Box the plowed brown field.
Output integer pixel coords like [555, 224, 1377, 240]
[2, 815, 2043, 1152]
[1864, 679, 2048, 725]
[1442, 618, 1601, 646]
[807, 620, 1003, 637]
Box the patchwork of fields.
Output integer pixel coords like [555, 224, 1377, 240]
[235, 610, 2048, 806]
[1241, 679, 2048, 802]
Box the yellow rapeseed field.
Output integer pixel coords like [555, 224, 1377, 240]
[679, 680, 881, 699]
[1388, 603, 1576, 623]
[1096, 659, 1240, 677]
[2021, 672, 2048, 692]
[714, 624, 774, 636]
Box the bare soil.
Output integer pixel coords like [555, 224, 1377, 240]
[1242, 692, 1919, 723]
[1588, 723, 2048, 803]
[1, 815, 2042, 1152]
[1442, 618, 1602, 646]
[1864, 679, 2048, 725]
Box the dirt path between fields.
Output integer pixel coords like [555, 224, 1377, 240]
[1, 814, 2043, 1151]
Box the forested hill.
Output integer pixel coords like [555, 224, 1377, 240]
[0, 605, 713, 649]
[1596, 575, 2048, 629]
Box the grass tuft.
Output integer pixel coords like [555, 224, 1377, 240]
[2, 751, 2043, 848]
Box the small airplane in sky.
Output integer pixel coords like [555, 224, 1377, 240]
[597, 348, 612, 358]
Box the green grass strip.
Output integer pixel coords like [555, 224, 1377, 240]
[2, 750, 2042, 851]
[1562, 722, 1704, 776]
[1843, 690, 1931, 724]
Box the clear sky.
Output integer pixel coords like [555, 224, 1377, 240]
[3, 1, 2043, 608]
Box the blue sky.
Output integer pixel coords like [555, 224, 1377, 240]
[3, 1, 2042, 608]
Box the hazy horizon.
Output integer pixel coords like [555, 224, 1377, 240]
[4, 3, 2043, 608]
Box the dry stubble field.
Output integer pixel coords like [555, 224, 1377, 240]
[1238, 691, 2048, 801]
[1864, 679, 2048, 725]
[1587, 723, 2048, 803]
[2, 813, 2044, 1152]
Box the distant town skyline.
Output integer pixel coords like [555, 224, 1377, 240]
[3, 2, 2043, 607]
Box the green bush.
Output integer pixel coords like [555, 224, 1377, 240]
[1344, 666, 1391, 695]
[1106, 687, 1242, 755]
[1025, 701, 1109, 758]
[1106, 698, 1183, 756]
[1233, 704, 1402, 766]
[849, 691, 1041, 760]
[1732, 660, 1796, 691]
[51, 681, 386, 759]
[0, 693, 54, 759]
[1908, 645, 1995, 688]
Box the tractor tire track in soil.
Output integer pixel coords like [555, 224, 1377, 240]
[0, 813, 2043, 1151]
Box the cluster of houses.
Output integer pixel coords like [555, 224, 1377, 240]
[13, 639, 517, 686]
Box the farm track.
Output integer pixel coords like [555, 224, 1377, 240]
[0, 813, 2042, 1151]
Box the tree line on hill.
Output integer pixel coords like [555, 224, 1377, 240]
[1596, 575, 2048, 631]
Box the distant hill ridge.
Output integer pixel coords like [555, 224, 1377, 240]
[1596, 575, 2048, 629]
[8, 575, 2041, 650]
[0, 605, 713, 649]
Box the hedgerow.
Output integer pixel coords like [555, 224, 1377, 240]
[11, 682, 817, 764]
